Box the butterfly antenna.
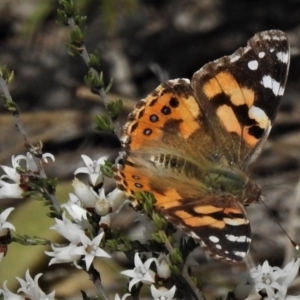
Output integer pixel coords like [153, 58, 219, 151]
[260, 196, 299, 250]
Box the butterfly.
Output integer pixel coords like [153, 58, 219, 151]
[114, 30, 290, 261]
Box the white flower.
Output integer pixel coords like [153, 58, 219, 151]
[114, 293, 131, 300]
[249, 259, 300, 299]
[61, 193, 91, 230]
[72, 231, 111, 270]
[285, 296, 300, 300]
[0, 207, 15, 235]
[0, 156, 23, 199]
[0, 208, 15, 257]
[107, 188, 127, 212]
[45, 243, 82, 269]
[0, 153, 54, 199]
[0, 155, 21, 183]
[150, 285, 176, 300]
[23, 152, 55, 172]
[94, 187, 111, 216]
[95, 187, 128, 216]
[41, 153, 55, 164]
[72, 178, 99, 208]
[50, 213, 84, 244]
[16, 270, 55, 300]
[155, 254, 171, 279]
[0, 281, 23, 299]
[99, 214, 111, 228]
[121, 252, 156, 291]
[0, 182, 24, 199]
[275, 258, 300, 297]
[74, 155, 107, 187]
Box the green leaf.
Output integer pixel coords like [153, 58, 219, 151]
[84, 70, 105, 93]
[0, 66, 14, 82]
[100, 160, 114, 178]
[105, 78, 113, 93]
[1, 98, 19, 113]
[107, 98, 122, 119]
[95, 114, 114, 132]
[88, 52, 101, 70]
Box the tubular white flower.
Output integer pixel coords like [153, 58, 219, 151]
[45, 243, 82, 268]
[94, 188, 110, 216]
[16, 270, 56, 300]
[68, 193, 82, 206]
[0, 152, 55, 200]
[276, 258, 300, 296]
[41, 153, 55, 164]
[155, 254, 171, 279]
[99, 214, 111, 228]
[50, 213, 84, 244]
[0, 156, 23, 199]
[0, 165, 20, 183]
[114, 293, 131, 300]
[17, 152, 55, 173]
[0, 182, 23, 199]
[72, 231, 111, 270]
[150, 285, 176, 300]
[61, 193, 91, 230]
[249, 259, 300, 300]
[0, 207, 15, 234]
[23, 153, 38, 172]
[0, 281, 23, 299]
[285, 296, 300, 300]
[72, 178, 98, 208]
[107, 188, 127, 212]
[74, 155, 108, 187]
[121, 252, 156, 291]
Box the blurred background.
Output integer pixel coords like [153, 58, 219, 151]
[1, 0, 300, 299]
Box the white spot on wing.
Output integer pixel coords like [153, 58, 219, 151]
[248, 60, 258, 70]
[169, 78, 190, 84]
[276, 51, 289, 64]
[226, 235, 251, 243]
[248, 106, 269, 129]
[260, 75, 282, 95]
[224, 217, 248, 226]
[209, 236, 220, 243]
[262, 34, 271, 40]
[215, 244, 222, 249]
[258, 51, 265, 58]
[278, 86, 285, 96]
[234, 251, 247, 257]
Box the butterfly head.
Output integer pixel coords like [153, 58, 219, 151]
[242, 181, 261, 206]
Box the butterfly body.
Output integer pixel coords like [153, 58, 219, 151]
[114, 30, 290, 261]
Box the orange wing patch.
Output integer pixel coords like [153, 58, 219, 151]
[203, 71, 255, 107]
[201, 71, 270, 147]
[122, 79, 202, 151]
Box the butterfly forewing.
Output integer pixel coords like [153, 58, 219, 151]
[192, 30, 290, 169]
